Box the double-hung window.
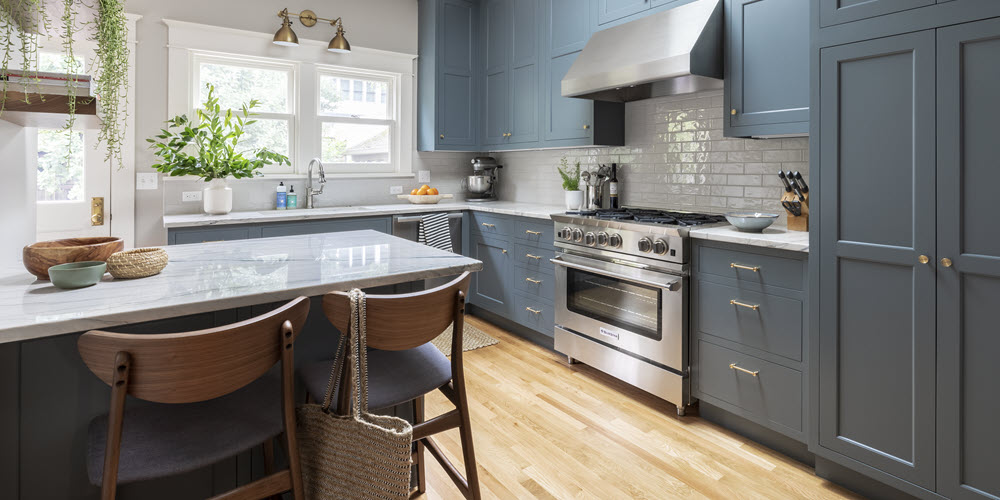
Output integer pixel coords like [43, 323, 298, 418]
[316, 67, 399, 173]
[192, 53, 296, 174]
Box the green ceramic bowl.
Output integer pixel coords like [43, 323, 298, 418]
[47, 261, 107, 289]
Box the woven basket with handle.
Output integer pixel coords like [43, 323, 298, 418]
[296, 289, 413, 499]
[106, 248, 168, 279]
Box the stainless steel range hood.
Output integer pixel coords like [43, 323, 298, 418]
[561, 0, 724, 102]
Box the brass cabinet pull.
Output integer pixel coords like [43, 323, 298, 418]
[730, 299, 760, 311]
[481, 223, 495, 228]
[526, 307, 542, 314]
[729, 363, 759, 377]
[731, 108, 738, 115]
[941, 257, 953, 268]
[525, 230, 542, 235]
[730, 263, 760, 272]
[918, 255, 930, 264]
[439, 134, 444, 139]
[583, 124, 590, 130]
[525, 277, 542, 284]
[525, 253, 542, 260]
[501, 249, 508, 254]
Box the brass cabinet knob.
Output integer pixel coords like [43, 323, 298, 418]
[439, 134, 444, 139]
[731, 108, 737, 115]
[583, 124, 590, 130]
[941, 257, 953, 268]
[918, 255, 929, 264]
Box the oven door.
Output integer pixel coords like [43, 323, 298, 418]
[552, 253, 686, 372]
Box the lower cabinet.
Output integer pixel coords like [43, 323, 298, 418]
[167, 216, 392, 245]
[470, 233, 513, 314]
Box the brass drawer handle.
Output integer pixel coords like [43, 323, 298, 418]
[729, 363, 759, 377]
[730, 263, 760, 272]
[730, 300, 759, 311]
[525, 253, 542, 260]
[525, 278, 542, 284]
[525, 230, 542, 235]
[525, 307, 542, 314]
[502, 249, 508, 254]
[481, 223, 495, 228]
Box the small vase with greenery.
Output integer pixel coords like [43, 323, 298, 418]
[558, 157, 583, 210]
[148, 84, 290, 215]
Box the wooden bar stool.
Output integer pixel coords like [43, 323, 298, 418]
[77, 296, 310, 500]
[297, 272, 482, 499]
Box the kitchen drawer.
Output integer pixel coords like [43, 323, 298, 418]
[697, 340, 803, 433]
[171, 226, 255, 244]
[513, 293, 554, 337]
[514, 243, 555, 273]
[471, 212, 512, 237]
[514, 219, 555, 247]
[695, 280, 802, 361]
[695, 244, 805, 291]
[514, 266, 555, 302]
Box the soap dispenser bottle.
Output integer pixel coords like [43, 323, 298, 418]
[276, 182, 287, 210]
[287, 185, 297, 209]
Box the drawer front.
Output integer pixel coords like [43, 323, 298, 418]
[696, 244, 805, 291]
[514, 219, 556, 247]
[697, 340, 803, 433]
[514, 266, 555, 302]
[471, 212, 512, 237]
[513, 293, 554, 336]
[171, 226, 253, 244]
[514, 243, 555, 273]
[695, 280, 802, 361]
[259, 217, 390, 238]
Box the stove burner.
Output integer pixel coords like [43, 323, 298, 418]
[592, 208, 727, 227]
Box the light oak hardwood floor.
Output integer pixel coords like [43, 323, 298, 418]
[416, 315, 862, 500]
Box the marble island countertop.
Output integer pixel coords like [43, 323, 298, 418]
[163, 201, 566, 229]
[688, 225, 809, 252]
[0, 231, 482, 344]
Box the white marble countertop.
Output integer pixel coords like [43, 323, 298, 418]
[688, 225, 809, 253]
[0, 231, 482, 344]
[163, 201, 566, 228]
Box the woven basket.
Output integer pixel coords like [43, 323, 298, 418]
[106, 248, 168, 279]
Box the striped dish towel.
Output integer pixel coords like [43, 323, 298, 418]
[418, 213, 454, 253]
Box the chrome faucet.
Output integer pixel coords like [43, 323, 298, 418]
[305, 158, 326, 209]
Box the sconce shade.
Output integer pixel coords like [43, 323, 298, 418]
[328, 27, 351, 53]
[273, 18, 299, 46]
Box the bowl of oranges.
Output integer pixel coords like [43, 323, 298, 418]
[397, 185, 453, 204]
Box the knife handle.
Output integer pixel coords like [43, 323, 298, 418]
[777, 171, 792, 192]
[793, 171, 808, 193]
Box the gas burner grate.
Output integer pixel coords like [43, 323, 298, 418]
[591, 208, 727, 226]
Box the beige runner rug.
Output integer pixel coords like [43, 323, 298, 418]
[431, 322, 499, 356]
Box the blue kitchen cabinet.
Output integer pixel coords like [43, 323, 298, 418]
[819, 0, 935, 28]
[167, 217, 391, 244]
[169, 225, 259, 245]
[597, 0, 651, 25]
[481, 0, 539, 148]
[482, 0, 509, 146]
[724, 0, 809, 137]
[417, 0, 480, 151]
[469, 233, 512, 315]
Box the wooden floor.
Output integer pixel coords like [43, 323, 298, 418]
[415, 316, 862, 500]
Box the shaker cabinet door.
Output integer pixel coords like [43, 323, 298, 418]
[509, 0, 539, 144]
[818, 0, 935, 28]
[482, 0, 509, 146]
[816, 31, 937, 489]
[437, 0, 478, 148]
[935, 17, 1000, 500]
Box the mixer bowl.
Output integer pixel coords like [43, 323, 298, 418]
[467, 175, 492, 194]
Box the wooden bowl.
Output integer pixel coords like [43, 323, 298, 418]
[23, 237, 124, 280]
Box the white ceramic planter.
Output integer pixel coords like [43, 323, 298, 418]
[203, 178, 233, 215]
[564, 190, 583, 210]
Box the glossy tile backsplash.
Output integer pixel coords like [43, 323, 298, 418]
[492, 89, 809, 221]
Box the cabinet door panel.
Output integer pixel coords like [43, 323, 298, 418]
[547, 0, 592, 57]
[482, 0, 508, 146]
[817, 31, 936, 488]
[484, 70, 509, 145]
[819, 0, 935, 27]
[437, 0, 478, 147]
[471, 235, 511, 313]
[510, 0, 538, 144]
[936, 18, 1000, 500]
[597, 0, 649, 25]
[546, 53, 593, 141]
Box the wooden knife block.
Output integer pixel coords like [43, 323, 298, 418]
[781, 191, 809, 232]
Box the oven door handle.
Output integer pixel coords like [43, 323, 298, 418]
[550, 257, 681, 292]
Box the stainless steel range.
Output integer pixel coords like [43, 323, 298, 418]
[550, 208, 729, 416]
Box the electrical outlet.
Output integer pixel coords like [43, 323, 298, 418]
[418, 170, 431, 183]
[389, 186, 403, 195]
[182, 191, 202, 202]
[136, 172, 158, 190]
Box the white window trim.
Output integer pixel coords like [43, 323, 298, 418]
[165, 19, 416, 180]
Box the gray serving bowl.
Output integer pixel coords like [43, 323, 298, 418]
[47, 261, 107, 289]
[725, 212, 779, 233]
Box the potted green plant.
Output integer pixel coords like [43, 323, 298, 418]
[148, 84, 290, 215]
[558, 157, 583, 210]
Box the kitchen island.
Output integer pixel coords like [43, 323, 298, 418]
[0, 231, 481, 499]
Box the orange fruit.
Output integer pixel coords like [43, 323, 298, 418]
[428, 188, 439, 195]
[420, 184, 430, 191]
[410, 188, 419, 195]
[417, 187, 429, 195]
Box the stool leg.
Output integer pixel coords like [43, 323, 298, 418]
[414, 396, 426, 495]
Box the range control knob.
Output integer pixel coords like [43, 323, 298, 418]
[558, 227, 573, 240]
[608, 233, 623, 248]
[572, 228, 584, 242]
[637, 237, 653, 253]
[596, 232, 609, 247]
[584, 232, 597, 246]
[654, 239, 669, 255]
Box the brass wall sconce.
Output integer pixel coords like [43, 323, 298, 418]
[273, 8, 351, 53]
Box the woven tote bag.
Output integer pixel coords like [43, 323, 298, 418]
[296, 289, 414, 499]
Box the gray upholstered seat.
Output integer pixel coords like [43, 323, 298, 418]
[299, 342, 452, 411]
[86, 374, 282, 486]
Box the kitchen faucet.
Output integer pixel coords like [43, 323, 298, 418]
[305, 158, 326, 209]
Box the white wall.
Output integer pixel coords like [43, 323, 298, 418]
[0, 120, 35, 263]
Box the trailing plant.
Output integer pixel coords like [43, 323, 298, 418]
[557, 156, 581, 191]
[91, 0, 129, 167]
[148, 84, 291, 182]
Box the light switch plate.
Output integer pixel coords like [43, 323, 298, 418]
[136, 172, 158, 190]
[389, 186, 403, 194]
[418, 170, 430, 183]
[182, 191, 202, 202]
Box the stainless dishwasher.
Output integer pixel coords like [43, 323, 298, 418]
[392, 212, 464, 290]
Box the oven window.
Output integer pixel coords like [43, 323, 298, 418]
[565, 268, 662, 341]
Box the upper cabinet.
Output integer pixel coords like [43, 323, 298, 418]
[724, 0, 809, 137]
[819, 0, 935, 28]
[482, 0, 540, 147]
[417, 0, 480, 151]
[597, 0, 653, 25]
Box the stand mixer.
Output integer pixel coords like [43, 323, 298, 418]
[464, 157, 502, 202]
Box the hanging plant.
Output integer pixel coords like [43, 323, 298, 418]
[91, 0, 128, 167]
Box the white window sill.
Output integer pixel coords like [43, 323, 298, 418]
[161, 172, 416, 182]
